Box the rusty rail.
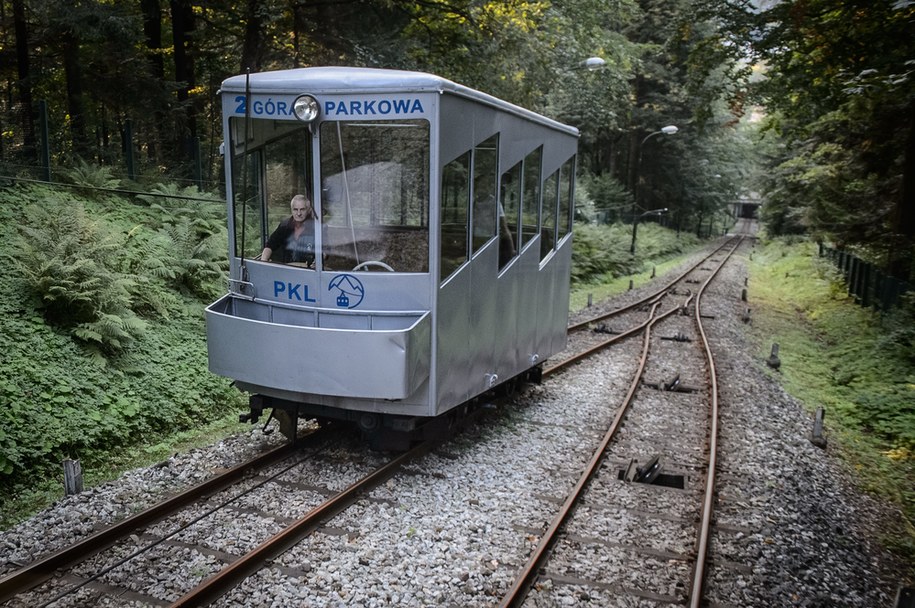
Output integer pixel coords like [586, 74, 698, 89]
[501, 236, 745, 607]
[499, 294, 691, 607]
[0, 440, 301, 604]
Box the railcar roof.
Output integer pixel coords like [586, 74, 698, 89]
[221, 66, 579, 137]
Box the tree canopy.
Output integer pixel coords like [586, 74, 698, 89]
[749, 0, 915, 279]
[3, 0, 912, 273]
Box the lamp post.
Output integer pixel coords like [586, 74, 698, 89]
[631, 125, 678, 254]
[629, 208, 669, 256]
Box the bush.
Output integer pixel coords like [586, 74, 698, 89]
[879, 292, 915, 366]
[63, 158, 122, 191]
[571, 221, 701, 285]
[578, 173, 633, 224]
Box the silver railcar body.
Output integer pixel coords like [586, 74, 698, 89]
[206, 67, 578, 424]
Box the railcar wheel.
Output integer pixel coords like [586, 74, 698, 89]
[352, 260, 395, 272]
[357, 413, 380, 433]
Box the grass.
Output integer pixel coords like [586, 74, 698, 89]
[569, 252, 694, 311]
[569, 220, 703, 311]
[747, 238, 915, 562]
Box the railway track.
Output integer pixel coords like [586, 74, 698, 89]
[0, 429, 405, 606]
[1, 233, 752, 607]
[548, 236, 742, 373]
[0, 439, 302, 605]
[500, 236, 745, 606]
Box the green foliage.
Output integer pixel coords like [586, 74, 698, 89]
[577, 173, 633, 224]
[133, 185, 229, 298]
[749, 238, 915, 554]
[0, 183, 241, 505]
[571, 220, 700, 284]
[137, 183, 225, 238]
[572, 223, 634, 282]
[751, 0, 915, 276]
[880, 293, 915, 366]
[62, 158, 123, 191]
[170, 225, 226, 296]
[9, 199, 146, 354]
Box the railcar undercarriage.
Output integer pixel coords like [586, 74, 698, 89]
[240, 364, 544, 451]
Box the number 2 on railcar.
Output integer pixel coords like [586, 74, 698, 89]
[205, 67, 579, 447]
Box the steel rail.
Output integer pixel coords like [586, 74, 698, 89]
[545, 314, 655, 376]
[168, 436, 440, 607]
[501, 235, 744, 607]
[567, 237, 738, 332]
[498, 293, 692, 608]
[688, 235, 744, 607]
[0, 440, 301, 603]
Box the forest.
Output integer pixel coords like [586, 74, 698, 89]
[0, 0, 910, 276]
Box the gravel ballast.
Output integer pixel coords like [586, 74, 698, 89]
[0, 237, 911, 607]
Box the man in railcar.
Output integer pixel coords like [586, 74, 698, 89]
[260, 194, 318, 266]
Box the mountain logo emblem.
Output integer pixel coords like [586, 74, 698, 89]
[328, 274, 365, 309]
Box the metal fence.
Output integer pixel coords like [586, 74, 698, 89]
[819, 244, 910, 311]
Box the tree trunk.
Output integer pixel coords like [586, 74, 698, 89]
[170, 0, 197, 161]
[140, 0, 164, 162]
[889, 101, 915, 282]
[240, 0, 264, 73]
[13, 0, 35, 157]
[141, 0, 164, 79]
[61, 29, 89, 157]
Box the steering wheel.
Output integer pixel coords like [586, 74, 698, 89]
[352, 260, 395, 272]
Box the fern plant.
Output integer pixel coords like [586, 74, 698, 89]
[159, 219, 228, 298]
[63, 158, 122, 191]
[11, 200, 146, 354]
[137, 182, 225, 238]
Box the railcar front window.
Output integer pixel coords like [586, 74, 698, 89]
[231, 149, 264, 260]
[229, 118, 314, 266]
[320, 120, 430, 273]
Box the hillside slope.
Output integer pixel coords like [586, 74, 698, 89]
[0, 182, 244, 517]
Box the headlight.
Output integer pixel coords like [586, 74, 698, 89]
[293, 95, 320, 122]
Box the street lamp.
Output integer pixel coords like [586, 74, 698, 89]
[629, 208, 669, 256]
[631, 125, 678, 255]
[580, 56, 607, 71]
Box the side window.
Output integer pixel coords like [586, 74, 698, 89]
[519, 146, 542, 251]
[472, 135, 499, 253]
[440, 151, 471, 282]
[540, 169, 558, 260]
[499, 161, 522, 270]
[228, 117, 313, 265]
[559, 156, 575, 240]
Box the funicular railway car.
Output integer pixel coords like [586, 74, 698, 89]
[205, 67, 579, 447]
